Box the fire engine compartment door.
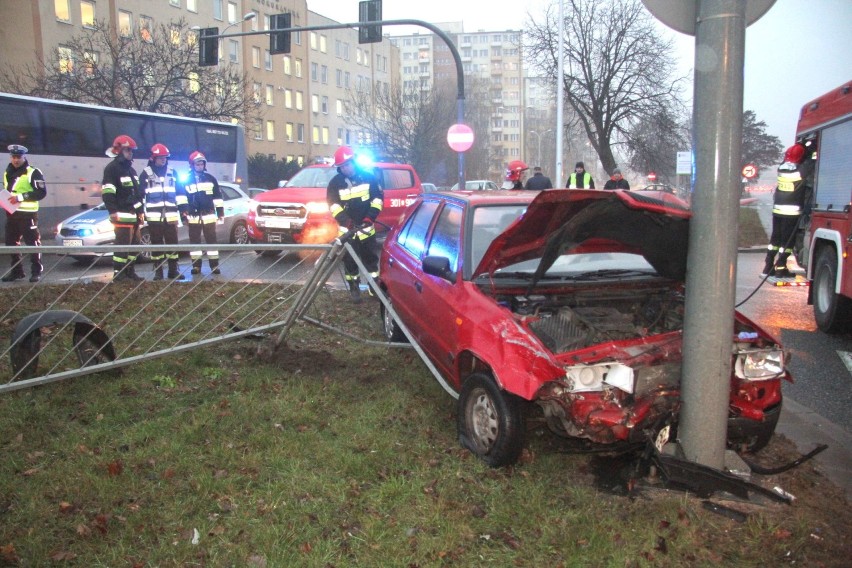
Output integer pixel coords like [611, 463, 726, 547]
[813, 118, 852, 210]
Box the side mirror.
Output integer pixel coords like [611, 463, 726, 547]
[278, 179, 288, 187]
[422, 255, 454, 281]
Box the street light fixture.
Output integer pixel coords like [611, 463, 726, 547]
[529, 129, 553, 169]
[224, 12, 257, 34]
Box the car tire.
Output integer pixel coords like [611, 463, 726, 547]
[380, 299, 407, 343]
[813, 246, 852, 333]
[230, 220, 249, 244]
[458, 373, 525, 467]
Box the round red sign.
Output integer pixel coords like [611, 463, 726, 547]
[742, 164, 757, 179]
[447, 124, 474, 152]
[647, 171, 657, 182]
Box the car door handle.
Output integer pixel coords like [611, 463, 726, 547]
[388, 258, 394, 267]
[415, 281, 422, 293]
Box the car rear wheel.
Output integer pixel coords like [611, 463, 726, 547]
[813, 246, 852, 333]
[458, 373, 525, 467]
[230, 220, 249, 244]
[380, 299, 407, 343]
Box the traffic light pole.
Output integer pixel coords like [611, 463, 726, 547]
[202, 19, 467, 190]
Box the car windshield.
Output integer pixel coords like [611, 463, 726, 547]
[470, 204, 528, 269]
[286, 166, 336, 188]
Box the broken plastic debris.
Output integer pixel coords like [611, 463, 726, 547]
[191, 528, 200, 545]
[772, 486, 796, 502]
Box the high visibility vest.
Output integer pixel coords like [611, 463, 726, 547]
[568, 172, 592, 189]
[4, 166, 40, 213]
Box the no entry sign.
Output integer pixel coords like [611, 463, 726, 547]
[447, 124, 474, 152]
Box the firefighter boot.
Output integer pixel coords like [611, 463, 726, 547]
[126, 262, 144, 281]
[191, 259, 202, 275]
[167, 259, 184, 280]
[153, 262, 165, 281]
[761, 255, 775, 276]
[347, 279, 362, 304]
[210, 259, 221, 275]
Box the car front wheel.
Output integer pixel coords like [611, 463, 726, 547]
[813, 246, 852, 333]
[230, 220, 249, 244]
[380, 299, 407, 343]
[458, 373, 525, 467]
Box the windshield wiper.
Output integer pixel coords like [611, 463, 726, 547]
[572, 269, 655, 280]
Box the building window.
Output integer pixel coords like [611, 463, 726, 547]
[227, 2, 237, 23]
[170, 0, 180, 6]
[310, 62, 318, 81]
[283, 56, 291, 75]
[356, 48, 362, 65]
[229, 40, 238, 63]
[170, 25, 181, 46]
[337, 128, 343, 145]
[118, 11, 132, 37]
[263, 14, 270, 31]
[297, 124, 305, 143]
[252, 82, 261, 104]
[294, 30, 302, 45]
[295, 59, 302, 78]
[336, 99, 343, 116]
[322, 127, 329, 145]
[80, 1, 95, 27]
[311, 94, 319, 113]
[186, 0, 197, 13]
[213, 0, 223, 20]
[320, 35, 327, 53]
[310, 32, 317, 50]
[57, 46, 74, 74]
[253, 119, 263, 140]
[83, 51, 98, 77]
[284, 89, 292, 108]
[344, 72, 350, 88]
[320, 65, 328, 84]
[252, 46, 260, 68]
[321, 96, 328, 114]
[336, 69, 342, 88]
[264, 50, 272, 70]
[312, 126, 320, 144]
[295, 91, 303, 111]
[140, 16, 153, 42]
[265, 85, 274, 106]
[286, 123, 294, 143]
[266, 121, 275, 141]
[55, 0, 70, 22]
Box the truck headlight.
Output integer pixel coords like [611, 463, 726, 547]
[734, 349, 784, 380]
[306, 201, 330, 215]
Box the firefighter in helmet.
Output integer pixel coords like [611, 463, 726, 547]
[139, 143, 184, 280]
[2, 144, 47, 282]
[501, 160, 529, 189]
[102, 134, 144, 281]
[178, 151, 224, 276]
[326, 146, 383, 303]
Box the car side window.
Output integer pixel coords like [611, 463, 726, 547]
[381, 168, 415, 190]
[425, 203, 462, 274]
[397, 200, 439, 259]
[219, 186, 237, 200]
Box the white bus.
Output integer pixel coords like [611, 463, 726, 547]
[0, 92, 247, 235]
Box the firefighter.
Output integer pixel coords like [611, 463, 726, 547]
[501, 160, 528, 189]
[327, 146, 383, 303]
[566, 161, 595, 189]
[102, 135, 144, 282]
[763, 143, 814, 278]
[2, 144, 46, 282]
[178, 151, 224, 276]
[139, 143, 184, 280]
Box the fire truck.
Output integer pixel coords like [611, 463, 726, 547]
[796, 80, 852, 333]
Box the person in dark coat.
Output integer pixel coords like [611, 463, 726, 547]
[524, 167, 553, 190]
[603, 168, 630, 190]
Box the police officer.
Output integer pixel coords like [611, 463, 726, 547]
[566, 161, 595, 189]
[327, 146, 383, 303]
[102, 135, 144, 282]
[178, 151, 224, 276]
[2, 145, 46, 282]
[139, 143, 184, 280]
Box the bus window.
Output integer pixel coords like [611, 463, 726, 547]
[102, 114, 154, 152]
[153, 120, 196, 161]
[0, 100, 44, 153]
[196, 125, 237, 163]
[43, 108, 105, 156]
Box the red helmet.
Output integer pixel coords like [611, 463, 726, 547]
[106, 134, 137, 157]
[333, 146, 355, 167]
[505, 160, 528, 182]
[189, 150, 207, 164]
[150, 143, 170, 158]
[783, 143, 806, 164]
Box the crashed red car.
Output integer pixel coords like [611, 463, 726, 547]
[378, 189, 788, 467]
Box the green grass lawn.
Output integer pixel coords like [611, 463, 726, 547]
[1, 288, 849, 567]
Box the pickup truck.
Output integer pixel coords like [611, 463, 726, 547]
[247, 162, 423, 247]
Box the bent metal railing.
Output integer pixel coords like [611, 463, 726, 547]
[0, 241, 448, 397]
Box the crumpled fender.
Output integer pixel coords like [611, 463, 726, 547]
[10, 310, 115, 379]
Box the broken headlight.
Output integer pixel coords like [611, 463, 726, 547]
[734, 349, 784, 380]
[565, 363, 635, 393]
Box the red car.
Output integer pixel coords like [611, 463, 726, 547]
[247, 162, 423, 247]
[379, 189, 788, 467]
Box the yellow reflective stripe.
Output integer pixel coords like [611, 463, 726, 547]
[102, 184, 117, 194]
[370, 197, 383, 210]
[212, 198, 224, 208]
[339, 183, 370, 201]
[330, 203, 344, 216]
[114, 212, 138, 223]
[772, 204, 801, 215]
[175, 195, 188, 205]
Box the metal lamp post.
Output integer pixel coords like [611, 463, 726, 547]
[529, 129, 553, 168]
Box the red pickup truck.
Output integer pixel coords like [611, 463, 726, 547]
[247, 162, 423, 247]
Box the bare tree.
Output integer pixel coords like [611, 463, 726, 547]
[525, 0, 687, 175]
[0, 20, 258, 125]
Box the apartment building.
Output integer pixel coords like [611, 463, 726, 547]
[0, 0, 398, 164]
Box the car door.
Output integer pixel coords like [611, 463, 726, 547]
[377, 166, 422, 231]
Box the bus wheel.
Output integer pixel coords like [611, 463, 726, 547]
[813, 246, 852, 333]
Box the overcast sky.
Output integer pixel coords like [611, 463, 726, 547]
[309, 0, 851, 145]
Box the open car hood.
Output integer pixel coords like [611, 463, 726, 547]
[473, 190, 691, 283]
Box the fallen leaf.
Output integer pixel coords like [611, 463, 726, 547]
[774, 528, 793, 540]
[76, 524, 92, 537]
[209, 525, 225, 536]
[299, 541, 312, 553]
[162, 468, 176, 480]
[654, 536, 668, 554]
[50, 550, 77, 561]
[106, 459, 123, 476]
[658, 520, 671, 530]
[1, 543, 20, 564]
[22, 468, 39, 476]
[59, 502, 75, 514]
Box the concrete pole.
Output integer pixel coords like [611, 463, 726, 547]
[678, 0, 746, 469]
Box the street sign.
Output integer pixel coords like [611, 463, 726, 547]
[676, 151, 692, 175]
[641, 0, 776, 36]
[447, 124, 474, 152]
[648, 171, 657, 182]
[742, 163, 757, 179]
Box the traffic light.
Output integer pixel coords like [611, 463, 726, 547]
[358, 0, 382, 44]
[198, 27, 219, 67]
[270, 13, 291, 55]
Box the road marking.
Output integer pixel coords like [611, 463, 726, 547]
[837, 351, 852, 377]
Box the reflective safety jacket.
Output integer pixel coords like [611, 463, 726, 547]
[327, 168, 383, 240]
[567, 172, 595, 189]
[140, 163, 181, 224]
[772, 160, 813, 216]
[102, 156, 142, 224]
[4, 162, 46, 214]
[178, 170, 224, 224]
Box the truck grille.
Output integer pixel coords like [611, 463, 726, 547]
[257, 203, 306, 220]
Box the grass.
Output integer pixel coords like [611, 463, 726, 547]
[1, 286, 850, 567]
[739, 207, 768, 248]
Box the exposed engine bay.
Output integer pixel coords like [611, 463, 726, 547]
[499, 287, 685, 354]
